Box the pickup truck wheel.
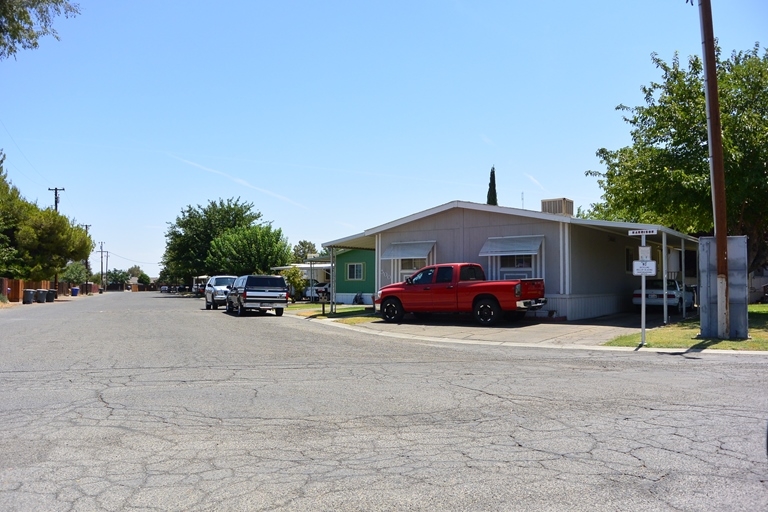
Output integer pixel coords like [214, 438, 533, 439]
[474, 298, 501, 326]
[381, 298, 404, 323]
[275, 308, 284, 317]
[237, 302, 246, 316]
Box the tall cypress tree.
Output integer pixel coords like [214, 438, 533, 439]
[486, 166, 498, 206]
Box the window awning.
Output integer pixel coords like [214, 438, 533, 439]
[380, 241, 435, 260]
[479, 236, 543, 257]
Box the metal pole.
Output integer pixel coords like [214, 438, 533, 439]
[697, 0, 729, 338]
[641, 234, 646, 346]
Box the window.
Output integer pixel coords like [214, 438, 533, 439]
[401, 258, 426, 271]
[500, 255, 532, 268]
[411, 268, 435, 285]
[347, 263, 363, 281]
[459, 265, 485, 281]
[435, 266, 453, 283]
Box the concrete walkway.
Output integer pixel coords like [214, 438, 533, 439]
[286, 307, 692, 350]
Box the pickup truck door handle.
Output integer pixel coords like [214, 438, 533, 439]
[447, 285, 454, 289]
[424, 287, 431, 290]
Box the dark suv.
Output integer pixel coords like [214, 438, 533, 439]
[226, 275, 289, 317]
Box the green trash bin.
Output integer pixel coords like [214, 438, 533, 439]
[23, 289, 35, 304]
[35, 289, 47, 303]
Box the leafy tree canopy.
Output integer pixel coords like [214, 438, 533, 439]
[0, 0, 80, 60]
[206, 224, 291, 276]
[138, 272, 151, 286]
[585, 44, 768, 273]
[280, 266, 306, 303]
[61, 260, 87, 286]
[127, 265, 143, 278]
[161, 198, 262, 282]
[292, 240, 317, 263]
[107, 268, 130, 286]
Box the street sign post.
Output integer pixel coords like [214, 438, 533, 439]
[629, 229, 658, 346]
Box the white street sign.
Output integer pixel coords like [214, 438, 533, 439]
[633, 260, 657, 276]
[639, 246, 651, 261]
[629, 229, 657, 236]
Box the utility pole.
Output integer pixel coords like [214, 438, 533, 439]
[81, 224, 91, 294]
[694, 0, 729, 338]
[105, 251, 109, 291]
[48, 187, 65, 211]
[49, 188, 64, 294]
[99, 242, 105, 292]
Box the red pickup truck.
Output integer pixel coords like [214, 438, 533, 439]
[376, 262, 547, 326]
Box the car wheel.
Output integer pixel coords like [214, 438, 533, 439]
[212, 303, 218, 310]
[237, 301, 246, 316]
[675, 299, 683, 314]
[275, 308, 284, 317]
[226, 300, 233, 313]
[474, 298, 501, 326]
[381, 298, 404, 323]
[205, 299, 211, 310]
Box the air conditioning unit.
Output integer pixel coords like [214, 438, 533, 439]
[541, 198, 574, 216]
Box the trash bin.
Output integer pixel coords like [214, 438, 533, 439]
[46, 289, 56, 302]
[99, 287, 104, 294]
[35, 289, 47, 303]
[23, 289, 35, 304]
[71, 287, 80, 297]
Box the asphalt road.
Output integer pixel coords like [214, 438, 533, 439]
[1, 292, 767, 511]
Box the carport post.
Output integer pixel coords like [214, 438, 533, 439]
[641, 234, 647, 346]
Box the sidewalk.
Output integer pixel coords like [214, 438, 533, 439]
[286, 306, 675, 349]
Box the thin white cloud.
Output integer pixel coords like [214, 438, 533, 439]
[480, 133, 495, 146]
[524, 173, 546, 191]
[169, 155, 308, 210]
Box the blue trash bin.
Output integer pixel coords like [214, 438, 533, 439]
[71, 287, 80, 297]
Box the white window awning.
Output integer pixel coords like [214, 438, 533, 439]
[479, 236, 543, 257]
[380, 241, 435, 260]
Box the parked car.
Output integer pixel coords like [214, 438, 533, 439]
[632, 279, 695, 314]
[376, 262, 547, 326]
[160, 285, 169, 293]
[301, 279, 321, 301]
[204, 275, 236, 310]
[226, 275, 289, 316]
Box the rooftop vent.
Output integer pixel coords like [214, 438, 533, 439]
[541, 198, 574, 216]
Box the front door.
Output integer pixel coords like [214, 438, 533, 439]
[430, 266, 457, 311]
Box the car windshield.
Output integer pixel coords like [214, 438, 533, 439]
[213, 277, 235, 286]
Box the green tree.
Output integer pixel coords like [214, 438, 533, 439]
[162, 198, 262, 282]
[127, 265, 143, 278]
[138, 272, 151, 286]
[61, 260, 87, 287]
[585, 45, 768, 273]
[486, 166, 498, 206]
[0, 0, 80, 60]
[281, 265, 306, 303]
[15, 209, 92, 280]
[292, 240, 317, 263]
[206, 224, 291, 276]
[107, 268, 130, 289]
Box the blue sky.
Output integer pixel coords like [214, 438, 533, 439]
[2, 0, 765, 277]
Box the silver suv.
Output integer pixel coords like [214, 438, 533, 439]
[226, 275, 288, 316]
[204, 275, 236, 310]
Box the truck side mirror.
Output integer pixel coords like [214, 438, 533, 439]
[405, 277, 413, 285]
